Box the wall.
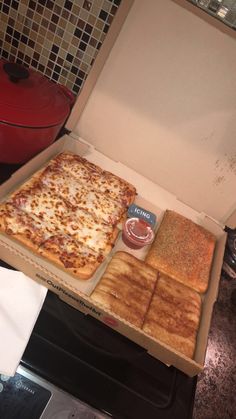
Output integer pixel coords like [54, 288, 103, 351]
[0, 0, 121, 94]
[76, 0, 236, 223]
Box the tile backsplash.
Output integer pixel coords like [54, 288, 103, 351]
[0, 0, 121, 95]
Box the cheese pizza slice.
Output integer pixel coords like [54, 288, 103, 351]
[36, 165, 127, 225]
[0, 203, 52, 250]
[0, 203, 104, 279]
[51, 152, 136, 207]
[10, 183, 118, 255]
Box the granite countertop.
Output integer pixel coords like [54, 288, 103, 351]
[193, 274, 236, 419]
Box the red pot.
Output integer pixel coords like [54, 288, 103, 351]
[0, 60, 75, 164]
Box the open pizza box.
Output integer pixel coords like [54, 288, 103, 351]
[0, 0, 235, 377]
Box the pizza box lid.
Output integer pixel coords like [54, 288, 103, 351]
[65, 0, 236, 227]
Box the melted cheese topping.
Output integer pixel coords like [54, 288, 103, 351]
[39, 167, 124, 224]
[53, 152, 135, 206]
[11, 187, 114, 254]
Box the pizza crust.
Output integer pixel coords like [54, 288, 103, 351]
[38, 248, 96, 279]
[0, 204, 41, 252]
[38, 235, 104, 279]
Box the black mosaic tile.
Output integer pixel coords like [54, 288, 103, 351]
[78, 70, 85, 79]
[16, 56, 23, 64]
[103, 24, 109, 34]
[2, 50, 9, 59]
[20, 34, 28, 45]
[66, 53, 74, 63]
[97, 42, 102, 50]
[45, 0, 54, 10]
[82, 32, 90, 43]
[71, 65, 78, 75]
[84, 23, 93, 34]
[12, 39, 19, 48]
[31, 59, 38, 67]
[6, 26, 13, 36]
[2, 5, 9, 14]
[54, 64, 61, 74]
[64, 0, 73, 11]
[49, 52, 57, 61]
[52, 71, 59, 81]
[51, 13, 59, 24]
[74, 28, 83, 39]
[38, 0, 47, 6]
[75, 77, 83, 87]
[11, 1, 19, 11]
[52, 44, 59, 54]
[99, 10, 108, 22]
[0, 0, 122, 95]
[78, 41, 87, 52]
[13, 30, 20, 40]
[29, 1, 36, 11]
[73, 85, 80, 94]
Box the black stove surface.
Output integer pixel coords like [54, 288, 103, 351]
[0, 372, 51, 419]
[0, 162, 197, 419]
[21, 291, 196, 419]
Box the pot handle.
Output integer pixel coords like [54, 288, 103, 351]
[3, 62, 29, 83]
[59, 84, 75, 108]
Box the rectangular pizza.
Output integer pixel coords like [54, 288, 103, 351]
[0, 152, 137, 279]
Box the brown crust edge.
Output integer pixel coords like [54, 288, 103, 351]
[38, 247, 100, 280]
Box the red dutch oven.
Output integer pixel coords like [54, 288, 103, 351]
[0, 60, 75, 163]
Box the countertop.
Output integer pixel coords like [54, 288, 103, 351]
[193, 274, 236, 419]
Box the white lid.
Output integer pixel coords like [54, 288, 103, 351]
[69, 0, 236, 224]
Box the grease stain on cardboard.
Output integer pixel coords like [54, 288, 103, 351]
[213, 153, 236, 186]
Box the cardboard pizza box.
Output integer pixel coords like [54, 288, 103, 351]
[0, 0, 234, 376]
[0, 133, 227, 377]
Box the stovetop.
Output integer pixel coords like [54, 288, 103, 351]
[0, 366, 109, 419]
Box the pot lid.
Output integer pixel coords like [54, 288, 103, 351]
[0, 60, 74, 128]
